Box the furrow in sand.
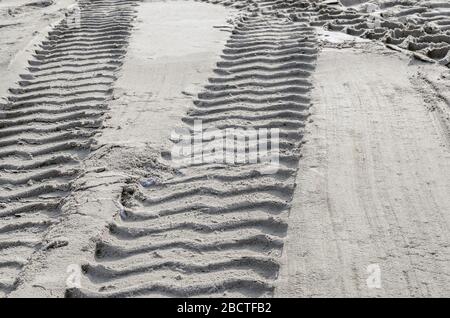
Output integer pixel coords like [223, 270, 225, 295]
[21, 66, 118, 79]
[0, 168, 79, 186]
[72, 10, 318, 297]
[108, 216, 288, 239]
[229, 31, 314, 40]
[223, 40, 317, 51]
[31, 50, 126, 62]
[82, 255, 280, 281]
[0, 220, 55, 236]
[175, 128, 303, 144]
[139, 172, 291, 191]
[48, 25, 133, 35]
[0, 203, 59, 219]
[44, 27, 133, 37]
[9, 82, 113, 94]
[0, 119, 102, 140]
[28, 55, 124, 67]
[75, 270, 274, 296]
[0, 110, 103, 129]
[0, 155, 78, 172]
[0, 104, 108, 119]
[38, 42, 129, 54]
[34, 46, 128, 58]
[207, 69, 313, 83]
[6, 97, 109, 111]
[94, 233, 284, 261]
[66, 277, 273, 298]
[222, 43, 318, 55]
[220, 46, 318, 60]
[26, 61, 123, 74]
[0, 0, 138, 295]
[187, 108, 309, 123]
[0, 183, 70, 202]
[193, 94, 310, 107]
[158, 167, 295, 185]
[6, 89, 113, 103]
[16, 74, 117, 87]
[198, 83, 311, 97]
[125, 193, 290, 218]
[120, 197, 289, 225]
[0, 131, 94, 149]
[44, 30, 133, 40]
[203, 78, 312, 90]
[0, 140, 92, 161]
[216, 54, 317, 67]
[182, 119, 306, 132]
[139, 183, 294, 205]
[224, 36, 316, 48]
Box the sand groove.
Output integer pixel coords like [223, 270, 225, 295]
[0, 0, 137, 296]
[66, 6, 318, 298]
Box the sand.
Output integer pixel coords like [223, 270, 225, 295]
[0, 0, 76, 98]
[0, 0, 449, 298]
[312, 0, 450, 65]
[100, 1, 236, 150]
[277, 41, 450, 297]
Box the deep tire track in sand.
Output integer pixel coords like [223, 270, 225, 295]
[311, 0, 450, 66]
[66, 8, 319, 298]
[0, 0, 137, 296]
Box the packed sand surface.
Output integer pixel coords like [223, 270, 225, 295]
[100, 1, 236, 149]
[278, 42, 450, 297]
[0, 0, 449, 298]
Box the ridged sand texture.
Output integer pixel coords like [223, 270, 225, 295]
[66, 1, 320, 298]
[4, 0, 446, 298]
[0, 0, 138, 296]
[311, 0, 450, 65]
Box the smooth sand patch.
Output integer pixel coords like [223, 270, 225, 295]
[99, 0, 235, 151]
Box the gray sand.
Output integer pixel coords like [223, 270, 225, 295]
[0, 0, 449, 298]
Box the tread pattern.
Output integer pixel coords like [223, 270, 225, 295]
[311, 0, 450, 65]
[0, 0, 137, 296]
[67, 7, 318, 298]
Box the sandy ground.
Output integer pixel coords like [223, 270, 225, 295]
[0, 0, 75, 98]
[101, 1, 236, 150]
[7, 0, 236, 297]
[0, 0, 449, 298]
[313, 0, 450, 65]
[277, 40, 450, 297]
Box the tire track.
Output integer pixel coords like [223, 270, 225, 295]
[67, 8, 318, 298]
[0, 0, 137, 297]
[312, 0, 450, 66]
